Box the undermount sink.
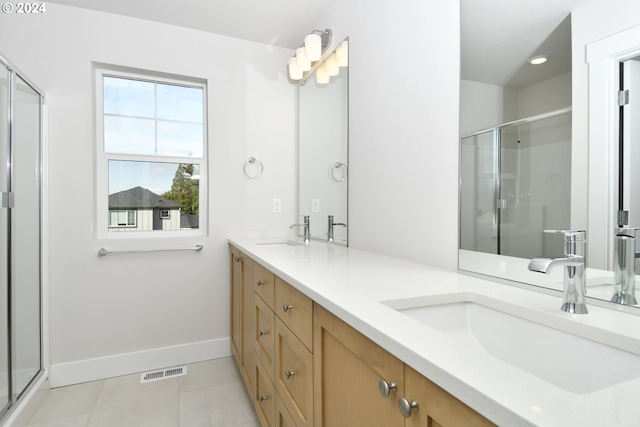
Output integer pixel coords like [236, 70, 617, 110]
[385, 295, 640, 394]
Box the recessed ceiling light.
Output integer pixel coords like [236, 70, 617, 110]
[529, 55, 548, 65]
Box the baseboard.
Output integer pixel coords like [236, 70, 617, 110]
[49, 338, 231, 388]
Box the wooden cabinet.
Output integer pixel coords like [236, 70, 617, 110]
[230, 245, 494, 427]
[230, 245, 255, 391]
[230, 246, 242, 360]
[313, 304, 404, 427]
[403, 366, 495, 427]
[275, 317, 313, 427]
[313, 304, 494, 427]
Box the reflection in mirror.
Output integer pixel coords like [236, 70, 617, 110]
[460, 1, 640, 309]
[459, 1, 578, 295]
[298, 39, 348, 245]
[460, 109, 571, 259]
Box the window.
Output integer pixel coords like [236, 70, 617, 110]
[95, 65, 207, 237]
[110, 210, 136, 228]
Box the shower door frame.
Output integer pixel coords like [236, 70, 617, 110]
[0, 51, 44, 423]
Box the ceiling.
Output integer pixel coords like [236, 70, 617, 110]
[48, 0, 595, 88]
[462, 0, 594, 88]
[46, 0, 333, 49]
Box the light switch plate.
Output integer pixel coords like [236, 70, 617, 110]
[312, 199, 320, 213]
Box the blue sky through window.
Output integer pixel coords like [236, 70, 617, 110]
[104, 76, 204, 196]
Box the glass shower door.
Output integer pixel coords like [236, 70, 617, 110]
[0, 61, 9, 416]
[12, 74, 42, 400]
[460, 130, 498, 254]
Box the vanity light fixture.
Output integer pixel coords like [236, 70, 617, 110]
[316, 62, 330, 84]
[288, 29, 332, 82]
[325, 52, 339, 77]
[529, 55, 548, 65]
[336, 40, 348, 67]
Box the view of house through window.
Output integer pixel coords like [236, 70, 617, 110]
[98, 69, 206, 233]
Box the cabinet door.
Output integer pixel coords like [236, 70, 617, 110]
[276, 317, 314, 427]
[255, 262, 276, 309]
[275, 276, 313, 351]
[276, 396, 297, 427]
[240, 256, 255, 390]
[313, 305, 404, 427]
[403, 366, 495, 427]
[255, 293, 276, 382]
[230, 247, 243, 361]
[255, 356, 276, 427]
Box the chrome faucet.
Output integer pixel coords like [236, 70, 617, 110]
[528, 230, 588, 314]
[612, 227, 638, 305]
[327, 215, 347, 242]
[290, 215, 310, 245]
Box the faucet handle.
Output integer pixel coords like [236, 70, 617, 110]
[544, 229, 586, 241]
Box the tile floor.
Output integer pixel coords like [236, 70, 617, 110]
[26, 357, 259, 427]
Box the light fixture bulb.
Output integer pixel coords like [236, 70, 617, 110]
[336, 40, 348, 67]
[305, 33, 322, 62]
[529, 55, 548, 65]
[316, 62, 330, 84]
[288, 57, 302, 80]
[296, 47, 311, 72]
[326, 53, 339, 77]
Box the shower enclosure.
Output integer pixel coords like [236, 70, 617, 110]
[0, 53, 43, 423]
[460, 108, 571, 259]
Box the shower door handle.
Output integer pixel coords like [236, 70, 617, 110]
[496, 198, 507, 209]
[0, 192, 14, 208]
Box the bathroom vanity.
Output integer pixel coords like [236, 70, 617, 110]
[229, 238, 640, 426]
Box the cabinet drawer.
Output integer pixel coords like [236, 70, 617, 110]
[255, 293, 275, 381]
[275, 317, 313, 427]
[275, 277, 313, 351]
[254, 262, 276, 309]
[255, 357, 276, 427]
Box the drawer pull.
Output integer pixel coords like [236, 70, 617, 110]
[285, 370, 296, 380]
[398, 397, 419, 418]
[259, 395, 268, 402]
[256, 280, 265, 287]
[258, 329, 268, 337]
[282, 304, 293, 312]
[378, 379, 397, 398]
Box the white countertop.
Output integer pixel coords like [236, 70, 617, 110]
[229, 238, 640, 427]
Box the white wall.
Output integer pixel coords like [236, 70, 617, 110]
[314, 0, 461, 269]
[460, 73, 571, 136]
[460, 80, 518, 135]
[0, 4, 296, 386]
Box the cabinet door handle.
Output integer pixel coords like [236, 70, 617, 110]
[285, 370, 295, 380]
[258, 329, 268, 337]
[233, 255, 241, 263]
[282, 304, 293, 312]
[259, 395, 268, 402]
[378, 379, 397, 398]
[398, 397, 419, 418]
[256, 280, 264, 287]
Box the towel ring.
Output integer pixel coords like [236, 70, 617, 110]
[329, 162, 348, 182]
[244, 157, 263, 179]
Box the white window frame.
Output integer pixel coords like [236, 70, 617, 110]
[160, 209, 170, 219]
[95, 64, 208, 239]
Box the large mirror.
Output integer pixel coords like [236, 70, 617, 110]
[297, 39, 349, 245]
[459, 0, 639, 309]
